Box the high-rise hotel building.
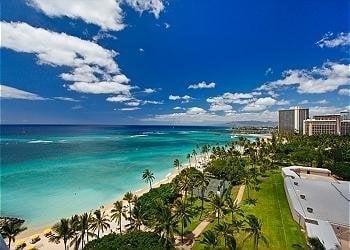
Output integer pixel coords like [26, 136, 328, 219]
[278, 106, 309, 133]
[303, 112, 350, 136]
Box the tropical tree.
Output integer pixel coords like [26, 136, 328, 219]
[79, 212, 93, 248]
[110, 201, 125, 234]
[186, 153, 191, 167]
[128, 203, 145, 231]
[192, 149, 198, 166]
[226, 197, 243, 224]
[174, 199, 193, 244]
[173, 159, 181, 170]
[142, 169, 155, 189]
[200, 230, 218, 249]
[214, 222, 233, 247]
[123, 191, 134, 220]
[153, 199, 179, 248]
[195, 172, 210, 218]
[1, 220, 27, 249]
[90, 209, 110, 239]
[49, 218, 74, 250]
[209, 193, 226, 224]
[69, 214, 81, 250]
[243, 215, 268, 250]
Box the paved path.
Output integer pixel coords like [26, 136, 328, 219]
[176, 185, 246, 249]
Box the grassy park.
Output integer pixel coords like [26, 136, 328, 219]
[194, 170, 306, 249]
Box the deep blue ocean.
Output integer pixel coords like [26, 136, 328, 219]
[0, 125, 238, 232]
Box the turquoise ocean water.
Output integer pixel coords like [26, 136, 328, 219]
[1, 125, 236, 232]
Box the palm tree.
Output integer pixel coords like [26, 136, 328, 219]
[173, 159, 181, 170]
[128, 203, 145, 231]
[243, 215, 268, 250]
[209, 193, 226, 224]
[153, 199, 179, 248]
[226, 197, 243, 224]
[90, 209, 110, 239]
[79, 212, 93, 249]
[192, 149, 198, 166]
[178, 171, 190, 201]
[110, 200, 125, 234]
[142, 169, 155, 189]
[69, 215, 80, 250]
[49, 218, 74, 250]
[174, 199, 193, 244]
[1, 220, 27, 249]
[200, 230, 218, 249]
[214, 222, 233, 247]
[186, 153, 191, 167]
[123, 191, 134, 220]
[195, 172, 209, 218]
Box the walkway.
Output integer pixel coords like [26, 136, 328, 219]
[176, 185, 246, 249]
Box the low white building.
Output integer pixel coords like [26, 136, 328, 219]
[282, 166, 350, 250]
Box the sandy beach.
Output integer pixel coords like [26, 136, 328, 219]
[9, 155, 209, 250]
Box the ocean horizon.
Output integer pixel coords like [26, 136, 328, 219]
[1, 125, 249, 233]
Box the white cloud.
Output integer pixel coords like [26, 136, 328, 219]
[316, 32, 350, 48]
[242, 97, 277, 112]
[164, 22, 170, 29]
[0, 84, 47, 100]
[169, 95, 192, 103]
[72, 104, 83, 110]
[174, 106, 185, 110]
[143, 107, 278, 125]
[188, 81, 216, 89]
[126, 101, 141, 106]
[265, 67, 273, 75]
[125, 0, 164, 18]
[209, 103, 233, 112]
[54, 96, 80, 102]
[338, 88, 350, 96]
[258, 62, 350, 94]
[309, 106, 348, 116]
[119, 107, 140, 111]
[106, 95, 133, 102]
[69, 81, 131, 94]
[276, 99, 290, 105]
[93, 31, 117, 41]
[2, 22, 118, 72]
[1, 21, 135, 97]
[27, 0, 165, 31]
[143, 100, 163, 105]
[143, 88, 156, 93]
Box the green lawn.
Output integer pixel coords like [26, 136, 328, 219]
[193, 171, 306, 250]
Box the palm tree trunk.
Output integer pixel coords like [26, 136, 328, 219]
[8, 238, 11, 249]
[64, 239, 67, 250]
[149, 181, 152, 189]
[81, 232, 85, 249]
[119, 215, 122, 234]
[181, 220, 184, 243]
[97, 229, 100, 239]
[200, 192, 204, 219]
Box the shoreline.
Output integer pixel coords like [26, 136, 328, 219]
[18, 168, 181, 239]
[12, 154, 210, 250]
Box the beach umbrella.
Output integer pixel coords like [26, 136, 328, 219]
[26, 244, 37, 250]
[15, 239, 26, 248]
[43, 228, 52, 236]
[31, 234, 40, 240]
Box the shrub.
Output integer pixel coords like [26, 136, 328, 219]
[83, 231, 173, 250]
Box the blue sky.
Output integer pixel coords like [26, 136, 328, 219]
[1, 0, 349, 125]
